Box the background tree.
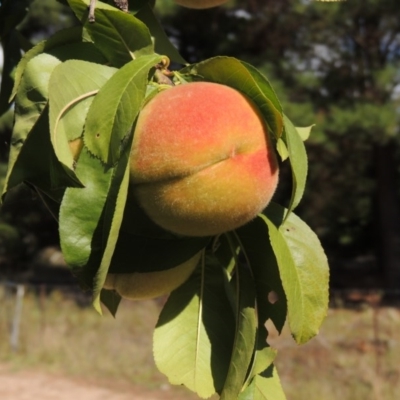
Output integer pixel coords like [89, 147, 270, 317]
[0, 0, 75, 276]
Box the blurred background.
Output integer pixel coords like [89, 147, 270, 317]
[0, 1, 399, 399]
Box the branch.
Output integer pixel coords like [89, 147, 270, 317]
[88, 0, 129, 23]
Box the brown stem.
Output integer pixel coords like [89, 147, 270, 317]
[114, 0, 129, 12]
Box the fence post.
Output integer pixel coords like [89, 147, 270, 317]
[10, 284, 25, 352]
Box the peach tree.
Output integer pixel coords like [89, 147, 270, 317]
[1, 0, 329, 398]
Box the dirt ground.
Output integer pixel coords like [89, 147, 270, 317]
[0, 364, 190, 400]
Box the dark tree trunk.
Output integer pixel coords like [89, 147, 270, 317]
[375, 142, 400, 292]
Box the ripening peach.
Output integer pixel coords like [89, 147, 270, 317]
[174, 0, 229, 9]
[129, 81, 279, 237]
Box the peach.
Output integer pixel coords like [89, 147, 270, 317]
[130, 81, 279, 237]
[68, 137, 84, 161]
[103, 251, 201, 300]
[174, 0, 229, 9]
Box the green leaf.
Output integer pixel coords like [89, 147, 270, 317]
[238, 364, 286, 400]
[154, 254, 236, 399]
[92, 134, 133, 313]
[10, 41, 46, 102]
[251, 331, 277, 379]
[262, 203, 329, 344]
[84, 54, 162, 166]
[188, 57, 283, 139]
[12, 52, 61, 146]
[276, 138, 289, 162]
[49, 60, 117, 171]
[238, 61, 283, 121]
[68, 0, 154, 67]
[2, 106, 83, 199]
[220, 233, 257, 400]
[235, 218, 284, 390]
[282, 114, 308, 215]
[236, 217, 288, 334]
[59, 149, 114, 269]
[33, 186, 65, 221]
[50, 41, 108, 64]
[136, 3, 187, 65]
[213, 228, 281, 395]
[5, 39, 107, 194]
[296, 124, 314, 141]
[11, 27, 85, 101]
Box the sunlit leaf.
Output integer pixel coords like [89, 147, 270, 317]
[12, 52, 60, 143]
[262, 203, 329, 344]
[3, 52, 63, 195]
[4, 39, 107, 195]
[238, 364, 286, 400]
[11, 27, 85, 101]
[49, 60, 117, 171]
[276, 138, 289, 161]
[282, 114, 308, 215]
[154, 255, 236, 398]
[84, 54, 162, 165]
[296, 124, 315, 141]
[251, 331, 277, 379]
[68, 0, 154, 67]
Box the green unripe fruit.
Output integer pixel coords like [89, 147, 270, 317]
[130, 82, 279, 237]
[174, 0, 229, 9]
[103, 251, 201, 300]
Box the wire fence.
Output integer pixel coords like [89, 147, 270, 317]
[1, 279, 400, 353]
[0, 280, 91, 352]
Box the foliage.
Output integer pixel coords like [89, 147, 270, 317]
[0, 0, 330, 399]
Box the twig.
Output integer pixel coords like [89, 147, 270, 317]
[89, 0, 96, 23]
[89, 0, 129, 23]
[154, 58, 175, 86]
[114, 0, 129, 12]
